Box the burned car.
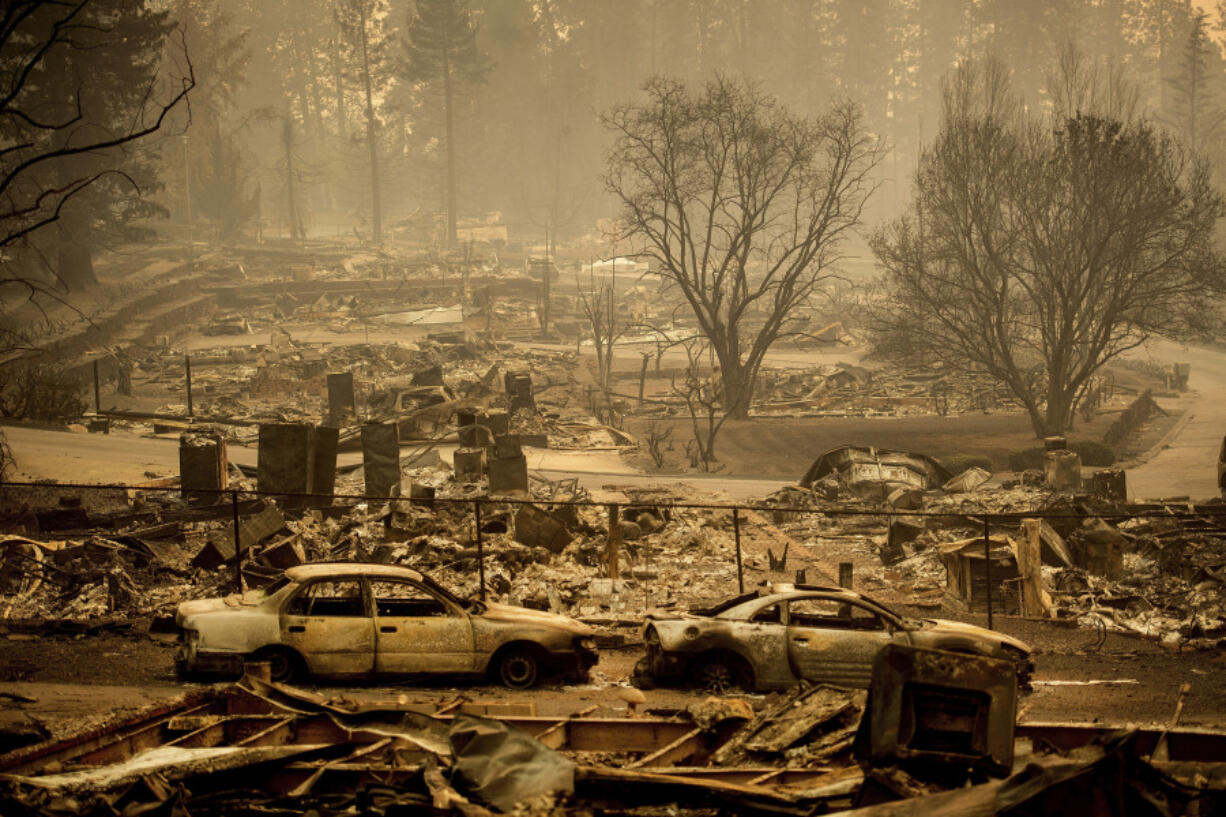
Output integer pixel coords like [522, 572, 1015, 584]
[176, 563, 598, 688]
[634, 583, 1032, 692]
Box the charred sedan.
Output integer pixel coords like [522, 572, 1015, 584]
[635, 584, 1032, 692]
[176, 563, 598, 688]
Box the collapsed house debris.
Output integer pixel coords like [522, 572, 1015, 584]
[0, 646, 1221, 817]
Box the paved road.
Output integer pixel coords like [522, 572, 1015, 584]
[3, 423, 791, 501]
[1124, 339, 1226, 501]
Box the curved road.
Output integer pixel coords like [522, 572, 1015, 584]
[4, 338, 1219, 501]
[1124, 339, 1225, 502]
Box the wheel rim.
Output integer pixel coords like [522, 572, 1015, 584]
[265, 651, 292, 682]
[699, 662, 736, 694]
[501, 653, 536, 688]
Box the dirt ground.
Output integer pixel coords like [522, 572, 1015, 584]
[1, 619, 1222, 742]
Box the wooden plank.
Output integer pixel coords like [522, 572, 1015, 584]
[626, 728, 704, 769]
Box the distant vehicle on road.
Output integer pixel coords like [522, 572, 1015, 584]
[634, 583, 1033, 692]
[176, 563, 598, 688]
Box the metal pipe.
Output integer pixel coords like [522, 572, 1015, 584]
[93, 359, 101, 414]
[474, 499, 486, 602]
[185, 354, 194, 419]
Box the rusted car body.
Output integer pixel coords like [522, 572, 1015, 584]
[635, 584, 1032, 692]
[176, 563, 598, 688]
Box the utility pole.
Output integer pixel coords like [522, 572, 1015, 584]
[183, 134, 193, 269]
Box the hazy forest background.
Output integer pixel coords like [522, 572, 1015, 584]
[137, 0, 1226, 255]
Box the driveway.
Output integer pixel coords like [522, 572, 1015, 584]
[1124, 339, 1225, 501]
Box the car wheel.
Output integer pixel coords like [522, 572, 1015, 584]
[695, 655, 749, 694]
[631, 656, 657, 690]
[253, 647, 299, 684]
[498, 647, 540, 689]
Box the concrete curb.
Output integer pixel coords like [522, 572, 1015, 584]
[1119, 405, 1195, 471]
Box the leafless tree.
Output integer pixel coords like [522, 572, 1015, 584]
[603, 74, 881, 419]
[870, 59, 1226, 438]
[672, 337, 725, 469]
[0, 0, 194, 305]
[575, 260, 630, 398]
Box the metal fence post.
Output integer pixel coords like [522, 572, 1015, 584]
[474, 499, 486, 602]
[733, 508, 744, 593]
[983, 516, 993, 630]
[185, 354, 194, 419]
[232, 489, 242, 594]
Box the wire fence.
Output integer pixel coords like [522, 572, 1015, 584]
[3, 478, 1222, 629]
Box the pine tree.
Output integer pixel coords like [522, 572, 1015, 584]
[404, 0, 490, 248]
[336, 0, 391, 243]
[1167, 8, 1226, 154]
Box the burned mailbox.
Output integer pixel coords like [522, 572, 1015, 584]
[855, 644, 1017, 778]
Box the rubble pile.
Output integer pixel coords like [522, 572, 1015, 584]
[1, 648, 1220, 817]
[753, 361, 1021, 418]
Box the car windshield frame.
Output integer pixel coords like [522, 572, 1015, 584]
[785, 592, 904, 629]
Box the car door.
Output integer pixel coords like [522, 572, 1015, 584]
[280, 579, 375, 677]
[785, 595, 895, 688]
[370, 579, 476, 675]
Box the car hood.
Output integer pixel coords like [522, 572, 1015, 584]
[479, 602, 595, 636]
[923, 618, 1031, 654]
[177, 591, 262, 619]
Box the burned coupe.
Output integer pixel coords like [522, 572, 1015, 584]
[635, 584, 1032, 692]
[176, 563, 598, 688]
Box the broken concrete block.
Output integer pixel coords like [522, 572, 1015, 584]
[326, 372, 356, 426]
[311, 425, 339, 502]
[888, 518, 924, 548]
[257, 423, 315, 508]
[453, 447, 486, 481]
[1044, 450, 1082, 491]
[517, 433, 548, 448]
[361, 422, 401, 499]
[514, 505, 573, 554]
[1090, 468, 1127, 501]
[488, 454, 528, 494]
[194, 501, 285, 570]
[409, 483, 436, 505]
[258, 533, 305, 569]
[458, 423, 493, 448]
[179, 432, 227, 503]
[484, 411, 510, 436]
[886, 486, 923, 510]
[411, 365, 443, 386]
[505, 372, 535, 412]
[494, 435, 522, 460]
[942, 466, 991, 493]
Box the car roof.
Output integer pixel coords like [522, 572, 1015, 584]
[285, 563, 425, 582]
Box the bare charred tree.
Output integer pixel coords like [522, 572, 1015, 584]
[575, 261, 628, 398]
[674, 337, 724, 470]
[0, 0, 194, 298]
[870, 60, 1226, 438]
[603, 75, 881, 420]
